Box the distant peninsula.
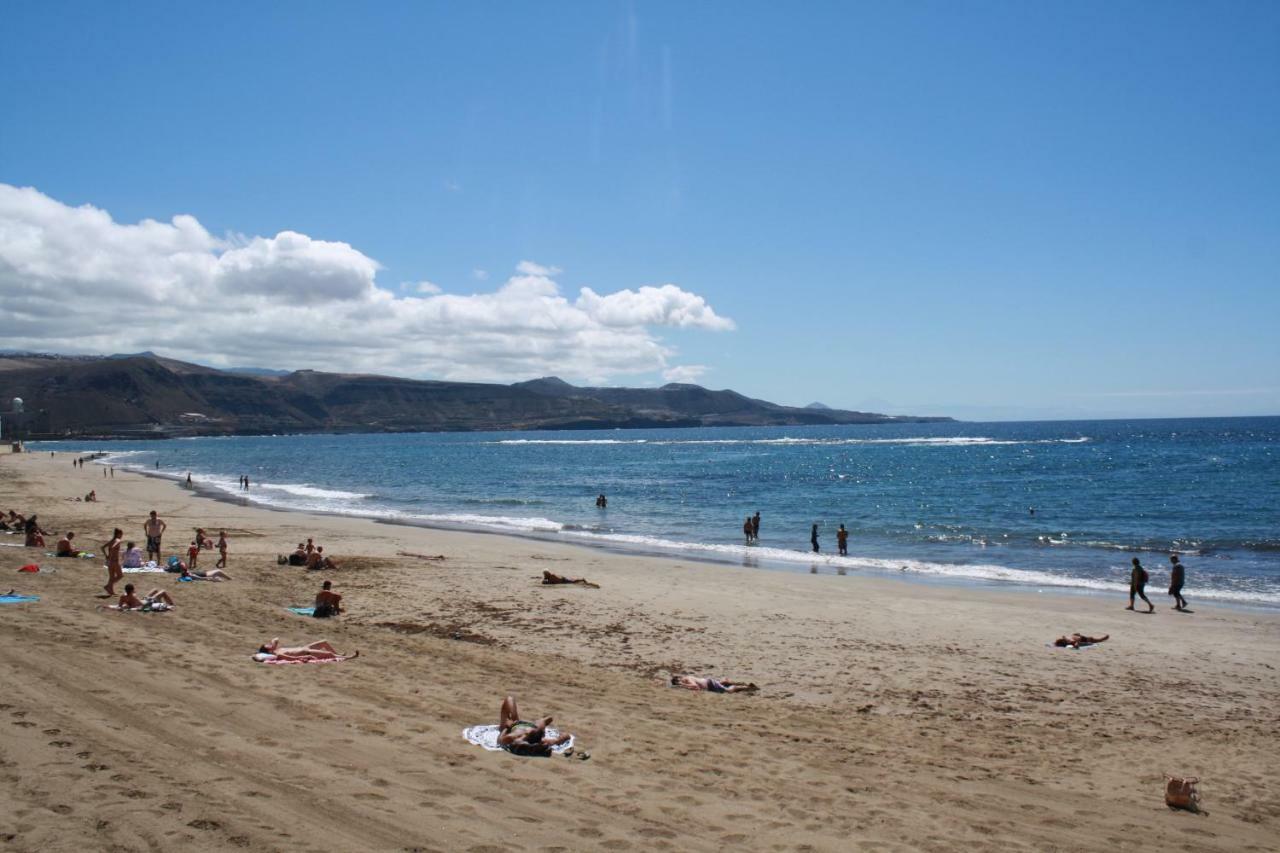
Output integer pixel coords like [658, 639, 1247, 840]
[0, 352, 952, 439]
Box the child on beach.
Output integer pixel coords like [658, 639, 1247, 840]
[216, 531, 228, 568]
[187, 541, 200, 570]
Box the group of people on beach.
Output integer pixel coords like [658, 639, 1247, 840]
[1126, 555, 1190, 612]
[283, 538, 340, 570]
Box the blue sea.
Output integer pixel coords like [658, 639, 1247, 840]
[37, 417, 1280, 607]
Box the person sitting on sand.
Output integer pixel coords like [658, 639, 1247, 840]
[256, 638, 356, 662]
[23, 514, 47, 548]
[313, 580, 343, 617]
[122, 541, 144, 569]
[109, 583, 175, 611]
[85, 490, 97, 502]
[55, 531, 77, 557]
[541, 570, 599, 588]
[670, 675, 758, 694]
[1053, 633, 1109, 648]
[180, 565, 231, 582]
[497, 695, 573, 756]
[195, 528, 213, 550]
[288, 543, 308, 566]
[306, 546, 338, 571]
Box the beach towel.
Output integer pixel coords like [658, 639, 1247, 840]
[287, 606, 315, 616]
[18, 564, 39, 573]
[253, 652, 351, 665]
[1046, 642, 1104, 651]
[45, 552, 96, 559]
[462, 724, 573, 754]
[0, 594, 38, 604]
[123, 561, 165, 573]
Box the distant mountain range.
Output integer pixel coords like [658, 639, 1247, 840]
[0, 352, 951, 439]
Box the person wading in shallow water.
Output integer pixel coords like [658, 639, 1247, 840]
[810, 523, 820, 553]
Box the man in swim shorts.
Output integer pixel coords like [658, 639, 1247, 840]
[497, 695, 573, 756]
[1168, 554, 1188, 611]
[55, 531, 76, 557]
[1126, 557, 1154, 613]
[313, 580, 343, 617]
[144, 510, 166, 563]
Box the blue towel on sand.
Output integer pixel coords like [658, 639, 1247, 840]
[287, 606, 315, 616]
[0, 594, 39, 604]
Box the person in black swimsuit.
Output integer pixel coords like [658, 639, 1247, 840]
[497, 695, 572, 756]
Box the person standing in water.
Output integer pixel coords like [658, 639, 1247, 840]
[1126, 557, 1154, 613]
[752, 512, 761, 541]
[810, 523, 820, 553]
[836, 524, 848, 556]
[1168, 554, 1188, 611]
[743, 516, 754, 544]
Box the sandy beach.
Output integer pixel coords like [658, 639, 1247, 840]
[1, 451, 1277, 852]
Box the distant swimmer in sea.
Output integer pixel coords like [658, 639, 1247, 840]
[185, 472, 192, 486]
[542, 570, 599, 588]
[743, 515, 754, 544]
[670, 675, 758, 694]
[1168, 554, 1188, 611]
[1053, 633, 1109, 648]
[497, 695, 574, 756]
[1029, 507, 1036, 516]
[836, 524, 849, 556]
[595, 493, 607, 508]
[1126, 557, 1155, 613]
[752, 511, 760, 541]
[811, 523, 820, 553]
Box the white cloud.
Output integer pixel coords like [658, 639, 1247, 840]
[0, 184, 732, 385]
[471, 268, 489, 281]
[662, 364, 709, 383]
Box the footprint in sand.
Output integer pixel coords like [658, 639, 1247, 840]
[11, 721, 35, 728]
[48, 741, 72, 748]
[187, 819, 221, 831]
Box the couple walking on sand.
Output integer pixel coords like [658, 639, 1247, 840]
[1126, 555, 1189, 613]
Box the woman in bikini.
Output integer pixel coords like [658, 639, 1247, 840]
[497, 695, 572, 756]
[256, 638, 357, 662]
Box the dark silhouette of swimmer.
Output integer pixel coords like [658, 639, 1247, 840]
[1168, 555, 1188, 611]
[751, 512, 760, 540]
[1126, 557, 1154, 613]
[810, 524, 819, 553]
[743, 516, 754, 544]
[836, 524, 848, 556]
[595, 494, 607, 508]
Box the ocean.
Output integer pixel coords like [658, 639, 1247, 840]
[36, 416, 1280, 607]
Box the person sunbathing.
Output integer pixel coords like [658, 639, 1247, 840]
[55, 532, 77, 557]
[313, 580, 343, 617]
[497, 695, 573, 756]
[670, 675, 758, 694]
[180, 566, 232, 582]
[105, 584, 175, 611]
[1053, 633, 1109, 648]
[255, 638, 356, 662]
[541, 570, 599, 588]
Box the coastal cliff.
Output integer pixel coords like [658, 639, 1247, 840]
[0, 353, 951, 438]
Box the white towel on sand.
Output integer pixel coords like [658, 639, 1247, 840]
[463, 724, 573, 754]
[123, 561, 165, 573]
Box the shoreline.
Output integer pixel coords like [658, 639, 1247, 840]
[2, 450, 1279, 851]
[91, 453, 1280, 612]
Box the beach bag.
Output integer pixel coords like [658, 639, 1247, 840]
[1164, 775, 1200, 811]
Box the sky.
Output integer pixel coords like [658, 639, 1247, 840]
[1, 1, 1277, 420]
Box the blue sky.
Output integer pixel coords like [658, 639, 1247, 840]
[1, 1, 1276, 419]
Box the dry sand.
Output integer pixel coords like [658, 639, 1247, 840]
[1, 451, 1278, 852]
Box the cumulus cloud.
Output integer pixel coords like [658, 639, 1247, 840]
[0, 184, 732, 384]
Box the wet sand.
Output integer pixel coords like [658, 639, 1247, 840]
[1, 451, 1278, 852]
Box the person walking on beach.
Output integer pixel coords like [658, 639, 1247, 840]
[216, 531, 228, 568]
[144, 510, 166, 563]
[810, 523, 820, 553]
[743, 516, 754, 544]
[836, 524, 848, 556]
[1126, 557, 1154, 613]
[752, 511, 761, 541]
[102, 527, 124, 596]
[1168, 554, 1188, 611]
